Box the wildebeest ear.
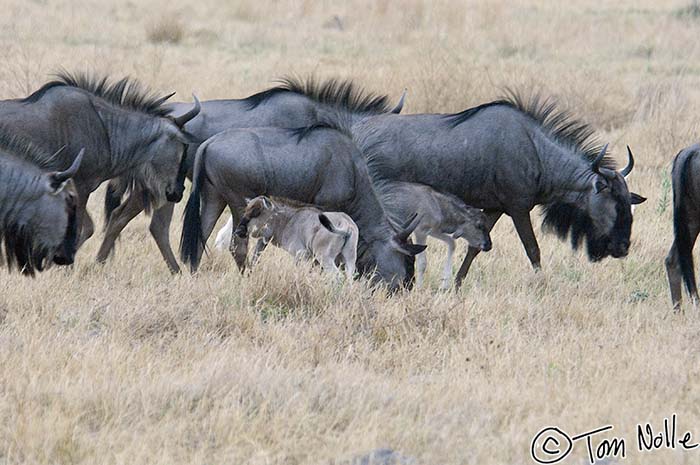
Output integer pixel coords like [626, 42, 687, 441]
[592, 175, 608, 193]
[395, 243, 427, 256]
[176, 130, 202, 145]
[630, 192, 647, 205]
[260, 196, 273, 209]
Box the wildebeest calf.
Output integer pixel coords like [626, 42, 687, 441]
[234, 196, 359, 278]
[381, 181, 492, 289]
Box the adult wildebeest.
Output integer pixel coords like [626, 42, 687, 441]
[0, 71, 200, 258]
[99, 77, 405, 273]
[232, 196, 359, 278]
[665, 144, 700, 310]
[179, 122, 425, 290]
[351, 91, 646, 287]
[0, 132, 84, 274]
[380, 181, 492, 289]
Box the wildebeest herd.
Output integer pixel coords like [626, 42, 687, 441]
[3, 70, 700, 309]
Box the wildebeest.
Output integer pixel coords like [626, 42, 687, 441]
[380, 181, 492, 289]
[99, 77, 405, 273]
[233, 196, 359, 279]
[351, 91, 646, 287]
[0, 132, 84, 274]
[665, 144, 700, 310]
[0, 71, 200, 256]
[179, 122, 425, 290]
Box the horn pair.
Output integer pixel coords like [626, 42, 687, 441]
[591, 144, 634, 178]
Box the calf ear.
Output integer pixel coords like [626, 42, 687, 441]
[630, 192, 647, 205]
[318, 214, 335, 232]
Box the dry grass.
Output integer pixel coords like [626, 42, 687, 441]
[146, 16, 186, 44]
[1, 0, 700, 464]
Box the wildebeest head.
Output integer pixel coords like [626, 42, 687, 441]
[30, 149, 83, 268]
[145, 95, 201, 204]
[543, 145, 646, 261]
[453, 206, 492, 252]
[369, 214, 426, 291]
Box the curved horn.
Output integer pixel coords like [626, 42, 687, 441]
[390, 88, 407, 114]
[621, 145, 635, 177]
[173, 94, 201, 128]
[394, 213, 422, 243]
[591, 143, 609, 173]
[52, 148, 84, 184]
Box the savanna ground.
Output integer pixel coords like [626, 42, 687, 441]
[1, 1, 700, 464]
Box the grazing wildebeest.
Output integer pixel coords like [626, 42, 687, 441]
[351, 91, 647, 288]
[0, 133, 84, 274]
[100, 77, 405, 273]
[232, 196, 359, 278]
[665, 144, 700, 310]
[179, 122, 425, 290]
[380, 181, 492, 289]
[0, 71, 200, 260]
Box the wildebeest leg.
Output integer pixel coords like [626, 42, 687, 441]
[666, 241, 685, 311]
[455, 211, 503, 289]
[431, 232, 456, 291]
[666, 222, 700, 310]
[96, 193, 144, 264]
[149, 203, 180, 274]
[75, 193, 95, 249]
[511, 211, 541, 270]
[413, 231, 429, 288]
[197, 193, 227, 266]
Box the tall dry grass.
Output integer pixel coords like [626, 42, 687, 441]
[1, 0, 700, 464]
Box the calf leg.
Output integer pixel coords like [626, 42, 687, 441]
[341, 237, 358, 280]
[430, 232, 456, 290]
[96, 193, 144, 264]
[455, 211, 503, 289]
[511, 211, 541, 270]
[413, 231, 429, 289]
[148, 203, 180, 274]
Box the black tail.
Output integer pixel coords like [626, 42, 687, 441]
[673, 148, 698, 297]
[103, 180, 124, 230]
[179, 143, 208, 272]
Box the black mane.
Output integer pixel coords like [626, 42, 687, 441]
[23, 71, 174, 118]
[244, 76, 392, 114]
[444, 89, 617, 170]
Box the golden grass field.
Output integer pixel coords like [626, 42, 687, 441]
[2, 0, 700, 464]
